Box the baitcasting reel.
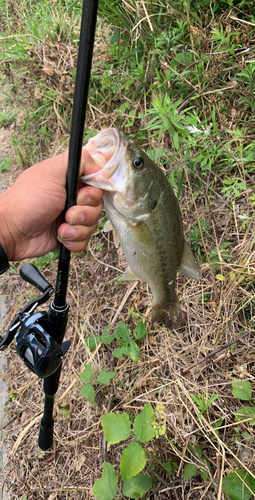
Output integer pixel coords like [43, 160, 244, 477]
[0, 263, 70, 378]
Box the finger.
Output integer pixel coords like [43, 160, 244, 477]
[77, 185, 104, 206]
[65, 201, 103, 226]
[57, 220, 98, 251]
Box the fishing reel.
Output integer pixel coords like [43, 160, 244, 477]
[0, 263, 70, 379]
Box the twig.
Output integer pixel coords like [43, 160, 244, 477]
[176, 435, 191, 477]
[151, 470, 171, 488]
[110, 281, 139, 326]
[229, 15, 255, 27]
[182, 331, 249, 373]
[11, 413, 42, 454]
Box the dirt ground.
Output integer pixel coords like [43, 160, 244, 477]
[0, 76, 255, 500]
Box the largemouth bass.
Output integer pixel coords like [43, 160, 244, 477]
[81, 128, 201, 328]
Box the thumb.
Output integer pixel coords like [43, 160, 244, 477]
[79, 148, 102, 177]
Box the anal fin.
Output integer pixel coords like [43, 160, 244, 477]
[119, 266, 141, 282]
[179, 240, 202, 280]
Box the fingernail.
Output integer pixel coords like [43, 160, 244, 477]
[71, 212, 84, 224]
[60, 227, 77, 240]
[57, 236, 75, 248]
[78, 196, 92, 205]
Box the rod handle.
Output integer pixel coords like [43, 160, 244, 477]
[20, 263, 53, 294]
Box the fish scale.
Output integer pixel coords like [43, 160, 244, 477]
[81, 128, 201, 329]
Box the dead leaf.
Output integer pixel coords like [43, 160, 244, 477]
[48, 493, 57, 500]
[74, 454, 86, 472]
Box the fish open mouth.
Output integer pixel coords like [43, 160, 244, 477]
[80, 128, 127, 190]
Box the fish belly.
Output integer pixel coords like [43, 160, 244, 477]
[104, 189, 185, 329]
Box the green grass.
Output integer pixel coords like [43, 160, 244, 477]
[1, 1, 255, 499]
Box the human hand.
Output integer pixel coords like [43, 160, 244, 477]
[0, 149, 104, 261]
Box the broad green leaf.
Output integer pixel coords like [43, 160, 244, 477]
[122, 474, 154, 498]
[80, 363, 93, 383]
[188, 443, 203, 459]
[232, 380, 252, 401]
[102, 412, 131, 444]
[163, 461, 173, 474]
[110, 28, 119, 45]
[96, 371, 117, 384]
[134, 403, 156, 443]
[133, 321, 147, 339]
[84, 334, 100, 350]
[121, 345, 130, 356]
[101, 327, 116, 345]
[128, 341, 140, 362]
[112, 347, 124, 358]
[120, 442, 146, 480]
[93, 462, 118, 500]
[80, 383, 95, 404]
[216, 273, 225, 281]
[222, 469, 255, 500]
[115, 322, 131, 345]
[235, 406, 255, 425]
[183, 463, 197, 480]
[241, 432, 253, 439]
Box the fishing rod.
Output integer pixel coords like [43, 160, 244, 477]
[0, 0, 99, 451]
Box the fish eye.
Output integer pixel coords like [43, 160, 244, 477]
[133, 155, 144, 169]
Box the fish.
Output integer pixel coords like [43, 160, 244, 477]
[81, 128, 201, 329]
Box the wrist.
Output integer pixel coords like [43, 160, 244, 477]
[0, 196, 16, 261]
[0, 243, 10, 274]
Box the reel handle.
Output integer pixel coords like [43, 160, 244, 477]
[20, 263, 53, 294]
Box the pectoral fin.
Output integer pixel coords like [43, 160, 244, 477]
[103, 219, 120, 248]
[130, 221, 154, 247]
[119, 266, 141, 281]
[179, 240, 202, 279]
[103, 220, 113, 232]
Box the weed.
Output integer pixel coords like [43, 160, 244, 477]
[211, 25, 241, 57]
[190, 392, 220, 419]
[93, 403, 156, 499]
[27, 251, 58, 269]
[223, 470, 255, 500]
[0, 109, 16, 127]
[0, 157, 13, 171]
[237, 62, 255, 110]
[100, 321, 147, 362]
[183, 443, 211, 482]
[2, 1, 255, 498]
[95, 242, 104, 252]
[205, 242, 232, 269]
[80, 362, 117, 405]
[59, 402, 70, 416]
[221, 177, 247, 198]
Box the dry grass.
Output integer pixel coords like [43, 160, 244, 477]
[1, 166, 254, 499]
[1, 6, 255, 499]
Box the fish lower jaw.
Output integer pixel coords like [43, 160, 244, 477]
[152, 302, 187, 330]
